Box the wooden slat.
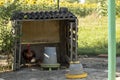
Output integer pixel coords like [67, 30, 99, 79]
[70, 22, 73, 61]
[21, 20, 60, 43]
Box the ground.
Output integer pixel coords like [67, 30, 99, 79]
[0, 57, 120, 80]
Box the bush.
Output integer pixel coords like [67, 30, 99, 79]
[0, 0, 20, 52]
[116, 1, 120, 17]
[0, 26, 14, 54]
[1, 0, 120, 17]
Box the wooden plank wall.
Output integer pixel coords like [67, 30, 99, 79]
[21, 20, 60, 43]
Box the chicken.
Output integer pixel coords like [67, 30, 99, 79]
[22, 44, 36, 63]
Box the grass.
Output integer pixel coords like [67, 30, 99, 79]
[78, 14, 120, 56]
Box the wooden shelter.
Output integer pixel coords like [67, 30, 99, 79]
[11, 8, 78, 70]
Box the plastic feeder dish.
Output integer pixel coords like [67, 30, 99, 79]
[65, 61, 87, 79]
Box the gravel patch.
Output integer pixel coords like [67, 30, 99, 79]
[0, 57, 120, 80]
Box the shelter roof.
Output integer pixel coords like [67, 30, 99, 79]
[11, 8, 77, 21]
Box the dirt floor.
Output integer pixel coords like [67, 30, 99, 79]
[0, 57, 120, 80]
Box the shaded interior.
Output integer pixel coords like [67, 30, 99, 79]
[20, 20, 70, 68]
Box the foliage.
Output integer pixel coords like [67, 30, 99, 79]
[116, 1, 120, 17]
[0, 0, 120, 17]
[0, 0, 97, 17]
[0, 25, 14, 54]
[0, 0, 20, 55]
[78, 16, 120, 55]
[60, 2, 97, 17]
[86, 0, 98, 3]
[65, 0, 79, 3]
[97, 0, 107, 16]
[0, 0, 21, 70]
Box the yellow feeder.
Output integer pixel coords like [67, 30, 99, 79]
[65, 61, 88, 79]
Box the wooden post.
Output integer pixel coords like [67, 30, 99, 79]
[12, 21, 17, 71]
[13, 21, 21, 70]
[18, 21, 22, 69]
[70, 22, 73, 61]
[75, 19, 78, 61]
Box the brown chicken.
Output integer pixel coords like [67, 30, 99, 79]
[22, 44, 36, 63]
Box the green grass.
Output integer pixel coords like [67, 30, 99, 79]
[78, 15, 120, 56]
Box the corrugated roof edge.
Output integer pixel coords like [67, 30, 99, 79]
[11, 7, 77, 21]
